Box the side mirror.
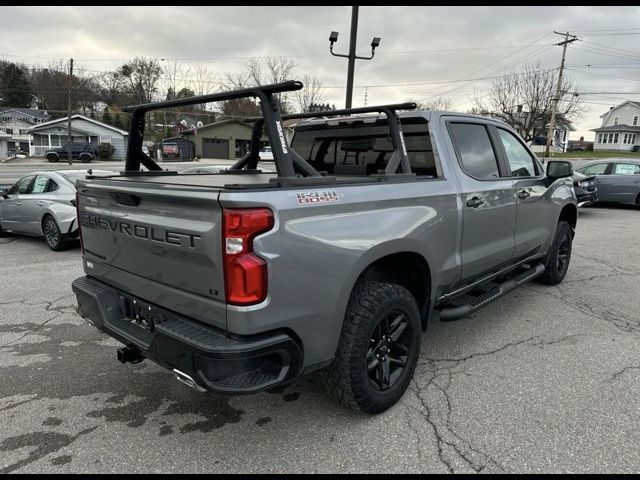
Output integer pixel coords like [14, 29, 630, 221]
[546, 160, 573, 180]
[1, 189, 8, 199]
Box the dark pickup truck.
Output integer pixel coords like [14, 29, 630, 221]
[72, 81, 577, 414]
[46, 144, 96, 163]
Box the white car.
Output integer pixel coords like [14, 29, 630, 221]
[0, 170, 113, 250]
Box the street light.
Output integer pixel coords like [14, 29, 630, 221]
[329, 7, 381, 109]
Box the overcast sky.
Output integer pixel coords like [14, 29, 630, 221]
[1, 5, 639, 140]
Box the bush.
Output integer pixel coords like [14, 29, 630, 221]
[96, 143, 115, 160]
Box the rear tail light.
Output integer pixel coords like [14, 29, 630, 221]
[75, 192, 84, 254]
[222, 208, 274, 306]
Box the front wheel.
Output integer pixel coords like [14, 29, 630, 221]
[320, 281, 422, 414]
[47, 154, 59, 163]
[42, 215, 66, 251]
[536, 220, 573, 285]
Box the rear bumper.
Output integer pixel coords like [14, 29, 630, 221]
[72, 276, 302, 393]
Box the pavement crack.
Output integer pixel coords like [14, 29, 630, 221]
[609, 365, 640, 382]
[0, 314, 61, 348]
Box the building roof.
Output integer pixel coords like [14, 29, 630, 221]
[599, 101, 640, 118]
[592, 124, 640, 133]
[0, 108, 51, 120]
[28, 114, 128, 135]
[180, 119, 250, 135]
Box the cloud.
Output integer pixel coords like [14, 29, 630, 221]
[1, 5, 639, 139]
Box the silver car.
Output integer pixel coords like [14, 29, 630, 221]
[575, 159, 640, 207]
[0, 170, 113, 250]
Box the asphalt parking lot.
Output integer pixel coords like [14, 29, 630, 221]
[1, 204, 639, 473]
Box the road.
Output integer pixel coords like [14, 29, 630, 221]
[1, 205, 640, 473]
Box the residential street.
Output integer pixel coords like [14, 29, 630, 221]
[1, 205, 639, 473]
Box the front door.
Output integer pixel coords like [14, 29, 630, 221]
[494, 127, 552, 259]
[446, 120, 517, 283]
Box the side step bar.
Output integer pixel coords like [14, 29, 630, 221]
[438, 262, 546, 322]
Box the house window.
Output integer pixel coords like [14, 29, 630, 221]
[613, 116, 619, 125]
[633, 116, 639, 126]
[613, 133, 619, 143]
[5, 128, 13, 135]
[598, 134, 602, 143]
[633, 134, 637, 145]
[624, 134, 629, 144]
[100, 136, 112, 144]
[603, 134, 608, 144]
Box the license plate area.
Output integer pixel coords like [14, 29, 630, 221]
[121, 297, 161, 333]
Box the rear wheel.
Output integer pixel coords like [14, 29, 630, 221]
[42, 215, 66, 251]
[47, 154, 59, 163]
[635, 193, 640, 208]
[79, 154, 92, 163]
[320, 281, 421, 414]
[536, 220, 572, 285]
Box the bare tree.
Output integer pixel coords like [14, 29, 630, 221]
[473, 63, 581, 141]
[292, 75, 325, 113]
[189, 65, 220, 96]
[413, 97, 453, 111]
[225, 57, 297, 113]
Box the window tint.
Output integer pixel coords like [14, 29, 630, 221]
[8, 176, 34, 194]
[613, 163, 640, 175]
[497, 129, 537, 177]
[580, 163, 609, 176]
[292, 120, 438, 177]
[448, 123, 499, 180]
[31, 175, 49, 194]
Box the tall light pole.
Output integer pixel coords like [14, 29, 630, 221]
[329, 6, 381, 109]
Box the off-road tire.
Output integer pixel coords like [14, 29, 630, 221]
[536, 220, 572, 285]
[320, 281, 421, 414]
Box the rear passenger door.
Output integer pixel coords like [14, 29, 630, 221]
[602, 163, 640, 204]
[447, 120, 517, 283]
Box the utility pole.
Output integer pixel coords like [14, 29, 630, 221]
[545, 32, 578, 158]
[329, 6, 381, 109]
[67, 58, 74, 165]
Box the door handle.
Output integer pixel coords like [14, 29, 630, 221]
[37, 202, 44, 206]
[15, 202, 22, 206]
[466, 196, 484, 208]
[518, 189, 531, 200]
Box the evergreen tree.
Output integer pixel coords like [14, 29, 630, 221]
[102, 108, 113, 126]
[113, 113, 124, 130]
[0, 62, 33, 107]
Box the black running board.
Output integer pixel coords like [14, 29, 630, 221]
[438, 262, 546, 322]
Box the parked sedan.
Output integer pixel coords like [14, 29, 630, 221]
[574, 160, 640, 207]
[0, 170, 113, 250]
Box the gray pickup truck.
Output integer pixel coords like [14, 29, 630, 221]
[72, 81, 577, 414]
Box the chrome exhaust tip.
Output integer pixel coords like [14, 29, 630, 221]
[173, 369, 206, 393]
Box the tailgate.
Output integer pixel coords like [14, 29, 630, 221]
[76, 178, 227, 329]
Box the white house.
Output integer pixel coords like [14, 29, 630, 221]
[592, 101, 640, 152]
[0, 108, 51, 156]
[28, 115, 129, 160]
[0, 131, 11, 159]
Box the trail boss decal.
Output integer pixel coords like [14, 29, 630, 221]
[293, 190, 342, 205]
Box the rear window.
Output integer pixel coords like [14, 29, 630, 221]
[291, 118, 439, 177]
